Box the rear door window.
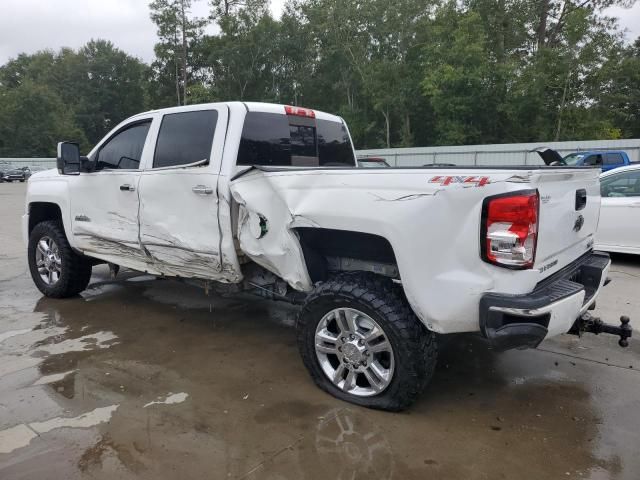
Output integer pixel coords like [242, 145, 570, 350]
[153, 110, 218, 168]
[237, 112, 355, 167]
[604, 153, 624, 166]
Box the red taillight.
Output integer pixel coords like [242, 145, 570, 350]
[481, 190, 539, 269]
[285, 105, 315, 118]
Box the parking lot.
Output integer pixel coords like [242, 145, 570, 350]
[1, 181, 639, 480]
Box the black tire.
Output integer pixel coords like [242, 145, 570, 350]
[28, 220, 92, 298]
[20, 179, 25, 182]
[296, 273, 437, 411]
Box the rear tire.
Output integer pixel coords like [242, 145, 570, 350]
[296, 273, 437, 411]
[28, 221, 92, 298]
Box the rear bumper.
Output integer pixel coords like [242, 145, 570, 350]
[479, 251, 611, 350]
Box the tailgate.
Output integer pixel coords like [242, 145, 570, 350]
[530, 169, 601, 277]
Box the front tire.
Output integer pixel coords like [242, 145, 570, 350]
[296, 273, 437, 411]
[28, 221, 92, 298]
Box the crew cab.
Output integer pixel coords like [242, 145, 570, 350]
[23, 102, 631, 411]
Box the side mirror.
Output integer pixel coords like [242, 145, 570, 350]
[57, 142, 81, 175]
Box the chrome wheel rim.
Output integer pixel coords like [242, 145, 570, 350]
[35, 236, 61, 285]
[315, 308, 395, 397]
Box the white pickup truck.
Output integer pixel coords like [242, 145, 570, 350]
[24, 102, 631, 411]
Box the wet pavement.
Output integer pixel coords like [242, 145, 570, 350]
[1, 182, 640, 480]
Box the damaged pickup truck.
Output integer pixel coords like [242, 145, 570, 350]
[24, 102, 632, 411]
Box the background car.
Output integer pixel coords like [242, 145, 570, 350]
[562, 150, 632, 171]
[3, 166, 27, 182]
[24, 165, 47, 179]
[357, 156, 391, 167]
[595, 164, 640, 254]
[0, 162, 14, 182]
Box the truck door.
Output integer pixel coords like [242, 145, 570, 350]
[603, 152, 624, 171]
[68, 117, 155, 272]
[137, 106, 228, 279]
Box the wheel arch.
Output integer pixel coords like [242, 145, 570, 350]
[28, 202, 63, 236]
[294, 227, 399, 283]
[25, 178, 75, 248]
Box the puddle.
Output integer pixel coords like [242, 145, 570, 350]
[143, 392, 189, 408]
[33, 331, 119, 356]
[0, 405, 118, 454]
[30, 405, 119, 434]
[32, 370, 76, 386]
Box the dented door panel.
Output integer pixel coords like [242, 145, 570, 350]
[68, 170, 151, 272]
[137, 106, 240, 281]
[138, 169, 224, 279]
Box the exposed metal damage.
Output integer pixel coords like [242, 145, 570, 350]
[231, 179, 313, 292]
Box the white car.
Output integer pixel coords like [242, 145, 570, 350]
[596, 164, 640, 254]
[23, 102, 632, 410]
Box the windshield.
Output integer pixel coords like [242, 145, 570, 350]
[563, 153, 585, 166]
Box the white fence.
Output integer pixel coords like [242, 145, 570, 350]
[357, 139, 640, 167]
[1, 158, 56, 168]
[3, 138, 640, 169]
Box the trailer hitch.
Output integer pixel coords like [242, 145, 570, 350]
[570, 313, 632, 347]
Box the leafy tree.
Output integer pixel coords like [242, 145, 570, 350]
[0, 82, 87, 157]
[598, 37, 640, 138]
[75, 40, 148, 144]
[0, 41, 148, 154]
[149, 0, 207, 106]
[1, 0, 638, 155]
[422, 6, 499, 145]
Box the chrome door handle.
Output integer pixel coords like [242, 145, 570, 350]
[192, 185, 213, 195]
[119, 184, 135, 192]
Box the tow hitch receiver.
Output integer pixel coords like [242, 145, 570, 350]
[570, 313, 632, 347]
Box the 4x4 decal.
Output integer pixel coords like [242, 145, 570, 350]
[429, 175, 491, 187]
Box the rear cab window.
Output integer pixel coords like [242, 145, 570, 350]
[237, 107, 356, 167]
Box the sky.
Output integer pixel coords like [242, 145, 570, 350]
[0, 0, 638, 65]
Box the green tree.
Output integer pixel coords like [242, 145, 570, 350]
[598, 37, 640, 138]
[0, 41, 148, 152]
[75, 40, 148, 144]
[149, 0, 207, 106]
[422, 6, 499, 144]
[0, 82, 87, 157]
